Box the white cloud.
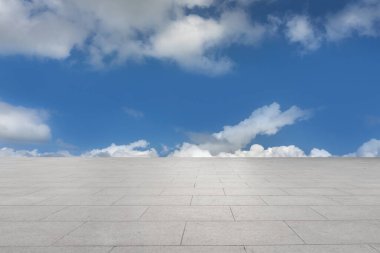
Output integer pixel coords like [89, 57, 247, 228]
[123, 107, 144, 119]
[197, 103, 309, 155]
[285, 0, 380, 51]
[285, 15, 322, 51]
[170, 103, 309, 156]
[218, 144, 306, 157]
[0, 0, 271, 74]
[309, 148, 332, 158]
[82, 140, 158, 157]
[325, 0, 380, 41]
[0, 0, 86, 58]
[172, 143, 333, 158]
[0, 147, 71, 157]
[0, 101, 51, 142]
[2, 0, 379, 72]
[348, 139, 380, 157]
[170, 143, 212, 157]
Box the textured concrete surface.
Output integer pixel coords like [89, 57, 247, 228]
[0, 158, 380, 252]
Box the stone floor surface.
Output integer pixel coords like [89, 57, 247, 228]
[0, 158, 379, 252]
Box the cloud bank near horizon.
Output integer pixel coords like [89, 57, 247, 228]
[0, 0, 379, 74]
[1, 101, 378, 158]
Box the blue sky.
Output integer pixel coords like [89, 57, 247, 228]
[0, 0, 379, 157]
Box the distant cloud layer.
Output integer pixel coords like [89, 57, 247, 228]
[172, 103, 309, 156]
[0, 0, 379, 74]
[82, 140, 158, 158]
[346, 139, 380, 157]
[0, 101, 51, 142]
[0, 101, 378, 158]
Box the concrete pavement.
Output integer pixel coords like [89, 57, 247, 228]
[0, 158, 379, 252]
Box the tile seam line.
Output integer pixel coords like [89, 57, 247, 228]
[107, 246, 116, 253]
[51, 221, 88, 246]
[180, 222, 187, 245]
[1, 243, 379, 247]
[138, 206, 150, 220]
[284, 220, 306, 244]
[39, 205, 70, 221]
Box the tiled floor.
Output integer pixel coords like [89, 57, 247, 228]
[0, 158, 380, 252]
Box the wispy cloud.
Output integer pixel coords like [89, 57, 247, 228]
[123, 107, 144, 119]
[173, 103, 309, 156]
[82, 140, 158, 158]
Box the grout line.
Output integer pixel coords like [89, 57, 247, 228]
[284, 221, 306, 244]
[190, 195, 194, 206]
[107, 246, 116, 253]
[180, 222, 187, 245]
[369, 244, 380, 253]
[258, 196, 269, 206]
[110, 194, 128, 206]
[138, 206, 150, 220]
[51, 221, 87, 246]
[229, 206, 236, 221]
[308, 206, 329, 220]
[39, 205, 69, 221]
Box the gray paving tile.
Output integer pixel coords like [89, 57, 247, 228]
[231, 206, 325, 221]
[0, 247, 111, 253]
[329, 196, 380, 205]
[0, 206, 65, 221]
[0, 222, 83, 246]
[288, 220, 380, 244]
[261, 196, 339, 205]
[0, 195, 52, 205]
[311, 206, 380, 220]
[97, 188, 164, 195]
[339, 188, 380, 195]
[56, 222, 185, 246]
[246, 245, 378, 253]
[182, 221, 303, 245]
[0, 187, 42, 195]
[33, 188, 102, 195]
[191, 196, 266, 206]
[38, 195, 122, 205]
[224, 188, 287, 196]
[115, 195, 191, 205]
[111, 246, 246, 253]
[161, 188, 224, 196]
[141, 206, 233, 221]
[283, 188, 349, 196]
[44, 206, 147, 221]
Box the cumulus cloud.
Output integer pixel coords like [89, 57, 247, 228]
[1, 0, 379, 72]
[82, 140, 158, 157]
[0, 0, 86, 58]
[170, 143, 212, 157]
[0, 101, 51, 142]
[285, 15, 322, 51]
[0, 0, 271, 74]
[218, 144, 306, 157]
[309, 148, 332, 158]
[347, 139, 380, 157]
[172, 143, 333, 158]
[171, 103, 309, 156]
[198, 103, 308, 155]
